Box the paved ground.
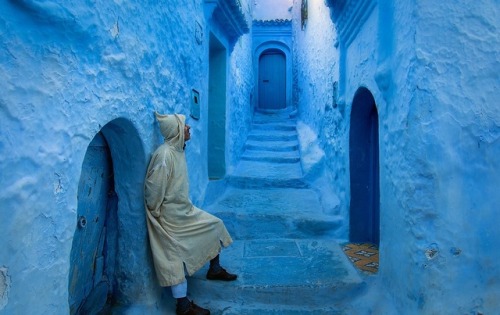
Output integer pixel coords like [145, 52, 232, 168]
[184, 110, 366, 314]
[111, 110, 394, 315]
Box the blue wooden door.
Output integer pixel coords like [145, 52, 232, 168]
[259, 51, 286, 110]
[69, 132, 114, 314]
[349, 88, 380, 245]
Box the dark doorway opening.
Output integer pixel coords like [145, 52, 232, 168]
[349, 87, 380, 245]
[208, 33, 227, 179]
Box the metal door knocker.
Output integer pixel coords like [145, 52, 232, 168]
[78, 216, 87, 228]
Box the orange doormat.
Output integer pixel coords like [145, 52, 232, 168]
[342, 243, 379, 274]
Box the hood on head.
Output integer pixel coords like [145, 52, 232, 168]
[155, 112, 186, 150]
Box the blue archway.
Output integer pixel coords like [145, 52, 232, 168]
[254, 41, 292, 112]
[258, 48, 286, 110]
[349, 87, 380, 245]
[69, 117, 148, 313]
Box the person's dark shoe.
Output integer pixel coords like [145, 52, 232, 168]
[176, 300, 210, 315]
[206, 267, 237, 281]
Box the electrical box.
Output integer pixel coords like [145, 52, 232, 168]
[190, 89, 200, 120]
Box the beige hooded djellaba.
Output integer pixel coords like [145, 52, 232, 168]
[144, 113, 233, 287]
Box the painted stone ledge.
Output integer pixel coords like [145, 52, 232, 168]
[253, 19, 292, 27]
[205, 0, 249, 47]
[325, 0, 376, 46]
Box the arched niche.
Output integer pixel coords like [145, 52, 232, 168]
[69, 117, 149, 313]
[254, 41, 292, 112]
[349, 87, 380, 246]
[258, 48, 287, 110]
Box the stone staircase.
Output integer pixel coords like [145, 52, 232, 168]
[187, 110, 365, 314]
[227, 111, 307, 189]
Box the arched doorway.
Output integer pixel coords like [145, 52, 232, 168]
[349, 87, 380, 245]
[69, 132, 117, 314]
[69, 118, 147, 313]
[208, 33, 227, 179]
[258, 49, 286, 110]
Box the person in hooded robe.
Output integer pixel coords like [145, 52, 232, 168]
[144, 112, 237, 315]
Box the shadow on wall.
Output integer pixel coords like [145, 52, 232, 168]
[69, 118, 152, 314]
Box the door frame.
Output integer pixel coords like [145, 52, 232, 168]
[258, 49, 287, 110]
[69, 117, 149, 310]
[254, 41, 292, 112]
[208, 32, 227, 179]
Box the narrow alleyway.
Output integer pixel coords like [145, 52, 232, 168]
[187, 110, 366, 314]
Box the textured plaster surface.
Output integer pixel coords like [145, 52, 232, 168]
[1, 0, 499, 314]
[342, 1, 500, 314]
[225, 33, 254, 175]
[398, 1, 500, 313]
[292, 0, 500, 314]
[291, 1, 345, 227]
[0, 0, 252, 313]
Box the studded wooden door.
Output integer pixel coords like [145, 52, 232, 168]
[69, 132, 115, 314]
[259, 50, 286, 110]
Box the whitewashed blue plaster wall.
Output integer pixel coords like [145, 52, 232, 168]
[225, 28, 254, 175]
[291, 0, 345, 234]
[203, 0, 253, 183]
[1, 0, 499, 314]
[382, 1, 500, 314]
[229, 0, 254, 176]
[328, 0, 500, 314]
[0, 0, 252, 313]
[294, 0, 500, 314]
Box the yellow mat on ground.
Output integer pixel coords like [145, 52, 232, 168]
[342, 243, 379, 274]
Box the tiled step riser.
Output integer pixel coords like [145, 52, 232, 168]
[215, 213, 343, 240]
[241, 155, 300, 163]
[227, 176, 308, 189]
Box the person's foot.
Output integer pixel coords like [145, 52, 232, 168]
[176, 300, 210, 315]
[206, 267, 237, 281]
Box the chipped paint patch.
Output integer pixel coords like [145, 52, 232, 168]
[0, 267, 11, 310]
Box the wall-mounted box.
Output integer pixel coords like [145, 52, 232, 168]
[190, 89, 200, 120]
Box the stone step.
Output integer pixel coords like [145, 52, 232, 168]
[254, 108, 294, 117]
[241, 150, 300, 163]
[228, 176, 307, 189]
[245, 139, 299, 152]
[206, 187, 343, 239]
[187, 239, 365, 313]
[247, 129, 298, 142]
[194, 303, 348, 315]
[215, 211, 343, 240]
[228, 161, 306, 189]
[251, 121, 297, 131]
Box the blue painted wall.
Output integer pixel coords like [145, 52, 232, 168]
[1, 0, 499, 314]
[0, 0, 253, 313]
[294, 0, 500, 314]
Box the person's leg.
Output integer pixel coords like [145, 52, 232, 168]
[170, 280, 210, 315]
[209, 254, 222, 272]
[207, 254, 237, 281]
[171, 280, 189, 310]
